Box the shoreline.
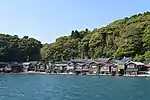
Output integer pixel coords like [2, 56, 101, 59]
[1, 72, 150, 77]
[0, 71, 48, 75]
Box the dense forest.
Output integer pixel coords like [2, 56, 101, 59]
[1, 12, 150, 62]
[41, 11, 150, 62]
[0, 35, 42, 62]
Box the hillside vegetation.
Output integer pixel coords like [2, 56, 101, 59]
[1, 12, 150, 62]
[0, 35, 42, 61]
[41, 11, 150, 62]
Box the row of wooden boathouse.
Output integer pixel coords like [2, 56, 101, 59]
[0, 57, 150, 75]
[51, 57, 150, 75]
[0, 61, 49, 73]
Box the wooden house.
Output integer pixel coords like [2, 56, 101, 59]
[82, 65, 89, 75]
[125, 61, 145, 75]
[112, 57, 132, 75]
[145, 64, 150, 74]
[71, 60, 86, 75]
[146, 64, 150, 70]
[100, 63, 112, 74]
[22, 62, 30, 72]
[52, 62, 68, 73]
[74, 63, 85, 75]
[29, 61, 38, 71]
[22, 61, 38, 72]
[85, 60, 98, 74]
[66, 61, 74, 73]
[45, 62, 52, 73]
[37, 62, 46, 72]
[96, 58, 113, 74]
[11, 64, 23, 73]
[117, 61, 125, 75]
[0, 62, 11, 73]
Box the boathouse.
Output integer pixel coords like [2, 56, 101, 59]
[52, 62, 68, 73]
[22, 62, 30, 72]
[22, 61, 40, 72]
[71, 60, 86, 75]
[85, 60, 98, 74]
[66, 61, 74, 73]
[37, 62, 46, 72]
[29, 61, 38, 71]
[96, 58, 112, 74]
[11, 64, 23, 73]
[125, 61, 145, 75]
[0, 62, 11, 73]
[100, 63, 112, 74]
[74, 63, 85, 75]
[113, 57, 132, 75]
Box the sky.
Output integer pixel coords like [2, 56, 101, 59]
[0, 0, 150, 43]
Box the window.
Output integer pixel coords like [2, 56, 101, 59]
[127, 64, 135, 68]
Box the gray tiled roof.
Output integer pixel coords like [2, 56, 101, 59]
[120, 57, 132, 63]
[71, 60, 86, 63]
[85, 60, 95, 64]
[126, 61, 145, 65]
[97, 58, 110, 63]
[0, 62, 8, 65]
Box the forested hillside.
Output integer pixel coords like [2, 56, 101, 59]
[0, 34, 42, 62]
[41, 11, 150, 62]
[1, 12, 150, 62]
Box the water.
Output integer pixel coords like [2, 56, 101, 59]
[0, 75, 150, 100]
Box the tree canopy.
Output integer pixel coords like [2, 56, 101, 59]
[0, 34, 42, 62]
[2, 12, 150, 62]
[41, 11, 150, 62]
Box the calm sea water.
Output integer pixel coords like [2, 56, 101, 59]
[0, 75, 150, 100]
